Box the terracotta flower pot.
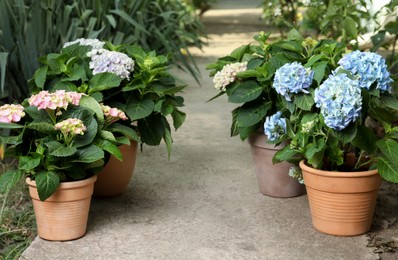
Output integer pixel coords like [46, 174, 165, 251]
[93, 141, 138, 197]
[248, 132, 306, 198]
[26, 175, 97, 241]
[299, 160, 382, 236]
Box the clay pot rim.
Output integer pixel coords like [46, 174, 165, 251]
[26, 174, 97, 190]
[299, 160, 378, 178]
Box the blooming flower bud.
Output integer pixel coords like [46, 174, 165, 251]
[0, 104, 25, 123]
[289, 166, 304, 184]
[100, 104, 128, 122]
[54, 118, 86, 136]
[213, 62, 248, 91]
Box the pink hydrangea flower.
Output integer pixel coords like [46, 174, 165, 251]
[54, 118, 86, 136]
[28, 90, 84, 110]
[100, 104, 128, 121]
[0, 104, 25, 123]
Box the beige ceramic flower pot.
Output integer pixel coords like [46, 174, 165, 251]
[248, 132, 306, 198]
[93, 141, 138, 197]
[26, 175, 97, 241]
[300, 160, 381, 236]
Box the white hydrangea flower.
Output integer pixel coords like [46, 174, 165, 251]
[87, 49, 135, 79]
[63, 38, 105, 50]
[213, 62, 248, 91]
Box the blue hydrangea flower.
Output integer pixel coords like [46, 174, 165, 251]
[338, 50, 393, 92]
[314, 73, 362, 131]
[273, 62, 314, 101]
[288, 166, 304, 184]
[263, 111, 287, 141]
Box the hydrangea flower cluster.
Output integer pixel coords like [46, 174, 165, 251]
[263, 111, 287, 141]
[338, 50, 393, 92]
[288, 166, 304, 184]
[54, 118, 86, 136]
[0, 104, 25, 123]
[87, 49, 135, 79]
[314, 73, 362, 131]
[273, 62, 314, 101]
[100, 104, 128, 126]
[63, 38, 105, 50]
[28, 90, 84, 110]
[213, 62, 248, 91]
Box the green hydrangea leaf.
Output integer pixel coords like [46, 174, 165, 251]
[377, 157, 398, 183]
[228, 81, 263, 103]
[19, 156, 41, 171]
[126, 97, 154, 121]
[35, 171, 60, 201]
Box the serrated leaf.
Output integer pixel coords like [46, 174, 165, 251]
[229, 45, 249, 60]
[333, 124, 357, 144]
[96, 140, 122, 161]
[79, 95, 104, 122]
[126, 97, 154, 121]
[72, 144, 104, 163]
[109, 123, 140, 142]
[88, 73, 122, 94]
[19, 156, 41, 171]
[377, 157, 398, 183]
[99, 130, 116, 141]
[381, 95, 398, 110]
[50, 146, 77, 157]
[27, 122, 55, 134]
[33, 66, 48, 89]
[171, 109, 186, 130]
[236, 101, 272, 127]
[138, 114, 164, 146]
[377, 139, 398, 163]
[352, 125, 377, 154]
[273, 145, 301, 164]
[0, 122, 24, 129]
[313, 61, 328, 85]
[228, 81, 263, 103]
[35, 171, 60, 201]
[164, 127, 173, 159]
[294, 94, 314, 111]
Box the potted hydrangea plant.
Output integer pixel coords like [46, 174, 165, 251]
[267, 47, 398, 236]
[0, 89, 128, 240]
[208, 29, 398, 235]
[29, 38, 186, 196]
[206, 31, 332, 197]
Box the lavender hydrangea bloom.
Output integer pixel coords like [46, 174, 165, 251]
[338, 50, 393, 92]
[314, 73, 362, 131]
[63, 38, 105, 50]
[87, 49, 134, 79]
[263, 111, 287, 141]
[273, 62, 314, 101]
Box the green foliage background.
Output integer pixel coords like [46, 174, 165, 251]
[0, 0, 205, 104]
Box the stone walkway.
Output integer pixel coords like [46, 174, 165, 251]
[21, 5, 397, 260]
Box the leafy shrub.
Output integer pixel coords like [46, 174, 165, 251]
[0, 0, 205, 104]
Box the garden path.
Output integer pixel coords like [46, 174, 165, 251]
[21, 4, 397, 260]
